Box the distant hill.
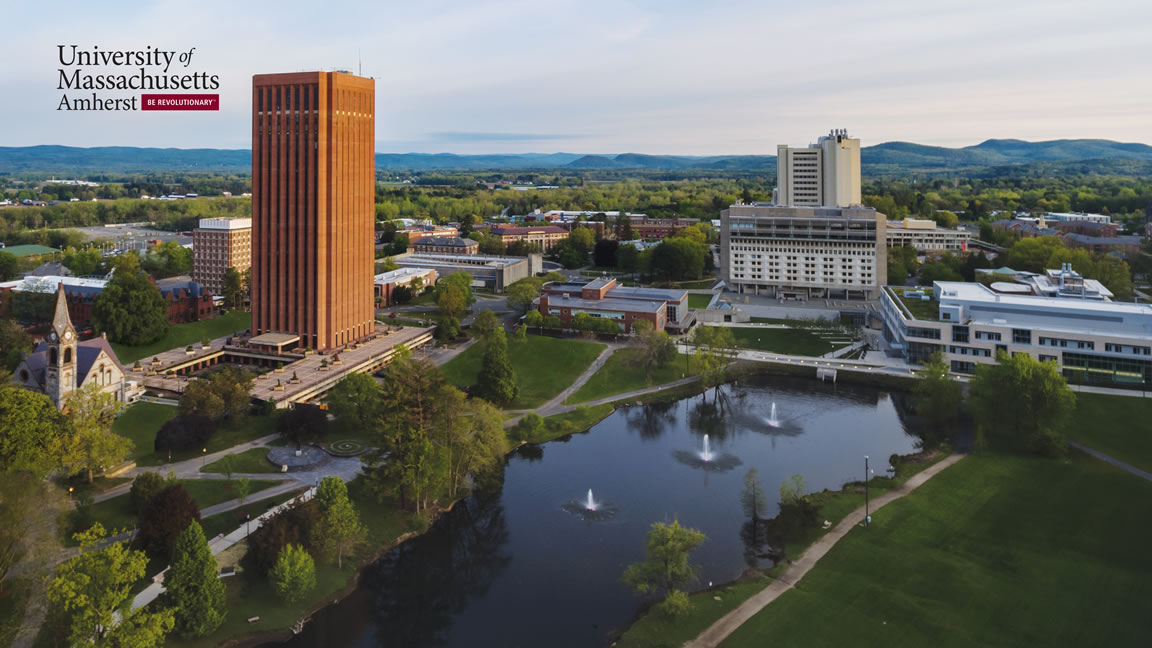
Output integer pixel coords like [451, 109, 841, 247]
[2, 139, 1151, 175]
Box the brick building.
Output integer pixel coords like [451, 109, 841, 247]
[193, 217, 252, 294]
[490, 225, 569, 251]
[374, 267, 437, 306]
[411, 237, 478, 255]
[629, 215, 700, 240]
[156, 277, 215, 323]
[251, 71, 376, 351]
[535, 277, 688, 333]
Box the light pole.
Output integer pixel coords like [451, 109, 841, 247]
[864, 455, 871, 527]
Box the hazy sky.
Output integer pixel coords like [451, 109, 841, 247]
[2, 0, 1149, 154]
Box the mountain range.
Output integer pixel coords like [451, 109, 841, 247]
[2, 139, 1152, 175]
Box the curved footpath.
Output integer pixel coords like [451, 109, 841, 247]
[684, 453, 964, 648]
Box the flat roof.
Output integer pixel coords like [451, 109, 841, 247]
[606, 285, 688, 302]
[396, 253, 526, 269]
[374, 267, 436, 283]
[249, 333, 300, 347]
[549, 295, 665, 313]
[0, 275, 108, 291]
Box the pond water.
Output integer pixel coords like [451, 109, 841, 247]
[273, 374, 924, 648]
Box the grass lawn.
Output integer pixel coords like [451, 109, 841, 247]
[67, 479, 282, 542]
[170, 478, 425, 648]
[616, 451, 948, 648]
[199, 489, 305, 540]
[1065, 393, 1152, 473]
[440, 334, 606, 408]
[719, 453, 1152, 648]
[713, 326, 841, 357]
[888, 287, 938, 321]
[113, 402, 179, 462]
[201, 447, 279, 474]
[687, 293, 714, 309]
[111, 310, 253, 365]
[134, 414, 279, 467]
[568, 348, 700, 404]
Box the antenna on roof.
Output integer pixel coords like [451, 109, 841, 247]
[358, 49, 362, 76]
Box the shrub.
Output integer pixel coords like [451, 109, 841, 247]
[658, 589, 693, 617]
[154, 415, 215, 453]
[138, 484, 201, 558]
[277, 404, 329, 447]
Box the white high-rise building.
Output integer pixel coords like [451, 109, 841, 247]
[776, 129, 861, 208]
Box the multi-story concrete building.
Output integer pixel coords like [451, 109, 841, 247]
[193, 217, 251, 294]
[776, 129, 861, 208]
[1045, 211, 1110, 224]
[881, 279, 1152, 387]
[886, 218, 972, 252]
[489, 225, 569, 251]
[720, 203, 887, 299]
[250, 71, 375, 351]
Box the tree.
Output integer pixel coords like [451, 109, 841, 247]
[0, 385, 65, 478]
[621, 520, 707, 616]
[436, 282, 469, 319]
[245, 500, 319, 575]
[138, 484, 201, 558]
[278, 403, 329, 447]
[0, 251, 17, 281]
[91, 254, 170, 345]
[216, 454, 235, 480]
[46, 523, 175, 647]
[60, 383, 133, 483]
[471, 309, 499, 338]
[435, 316, 461, 341]
[741, 468, 767, 521]
[630, 320, 676, 374]
[163, 521, 225, 637]
[178, 369, 252, 425]
[270, 544, 316, 603]
[524, 309, 543, 332]
[473, 327, 518, 405]
[0, 473, 68, 590]
[649, 238, 707, 281]
[511, 411, 545, 442]
[0, 318, 33, 371]
[129, 472, 170, 514]
[235, 477, 250, 505]
[778, 473, 820, 529]
[154, 415, 215, 454]
[327, 373, 381, 432]
[616, 244, 639, 275]
[505, 281, 539, 314]
[311, 477, 367, 569]
[391, 284, 413, 304]
[436, 272, 475, 314]
[431, 390, 506, 499]
[914, 352, 962, 432]
[593, 239, 619, 267]
[968, 351, 1075, 455]
[221, 267, 245, 310]
[918, 261, 963, 285]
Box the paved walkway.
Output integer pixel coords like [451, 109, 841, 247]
[512, 345, 622, 417]
[684, 454, 965, 648]
[1068, 441, 1152, 482]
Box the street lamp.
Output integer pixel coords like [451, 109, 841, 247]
[202, 447, 207, 467]
[864, 455, 872, 527]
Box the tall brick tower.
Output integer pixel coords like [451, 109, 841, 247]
[250, 71, 375, 351]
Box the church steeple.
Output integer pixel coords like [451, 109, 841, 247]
[45, 284, 77, 408]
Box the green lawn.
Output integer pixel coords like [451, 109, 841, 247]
[687, 293, 715, 309]
[440, 334, 606, 408]
[888, 287, 938, 321]
[133, 413, 279, 467]
[68, 479, 282, 542]
[111, 310, 253, 365]
[199, 489, 305, 540]
[170, 478, 424, 648]
[1065, 393, 1152, 473]
[568, 348, 700, 404]
[113, 402, 178, 462]
[719, 453, 1152, 648]
[201, 447, 279, 474]
[713, 326, 841, 357]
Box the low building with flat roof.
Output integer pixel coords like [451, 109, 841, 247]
[538, 277, 689, 332]
[881, 280, 1152, 387]
[374, 267, 437, 305]
[392, 252, 541, 293]
[411, 236, 479, 255]
[885, 218, 971, 252]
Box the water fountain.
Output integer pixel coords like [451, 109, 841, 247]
[699, 435, 714, 462]
[766, 402, 780, 428]
[562, 488, 616, 521]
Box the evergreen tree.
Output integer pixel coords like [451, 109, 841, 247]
[164, 521, 225, 637]
[473, 327, 518, 405]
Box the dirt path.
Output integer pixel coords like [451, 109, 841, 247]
[684, 454, 965, 648]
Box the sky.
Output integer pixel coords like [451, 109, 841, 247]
[1, 0, 1150, 154]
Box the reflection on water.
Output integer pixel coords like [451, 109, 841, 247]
[274, 374, 928, 648]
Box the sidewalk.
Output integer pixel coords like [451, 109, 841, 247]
[685, 454, 965, 648]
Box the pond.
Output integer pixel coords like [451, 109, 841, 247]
[273, 373, 925, 648]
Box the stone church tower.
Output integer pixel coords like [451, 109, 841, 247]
[44, 284, 78, 408]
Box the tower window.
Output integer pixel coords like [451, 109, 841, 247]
[64, 348, 72, 363]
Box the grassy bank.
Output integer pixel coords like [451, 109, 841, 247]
[441, 334, 605, 408]
[711, 326, 843, 356]
[720, 452, 1152, 647]
[568, 348, 701, 404]
[616, 450, 949, 648]
[1065, 392, 1152, 473]
[111, 310, 252, 365]
[169, 478, 425, 648]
